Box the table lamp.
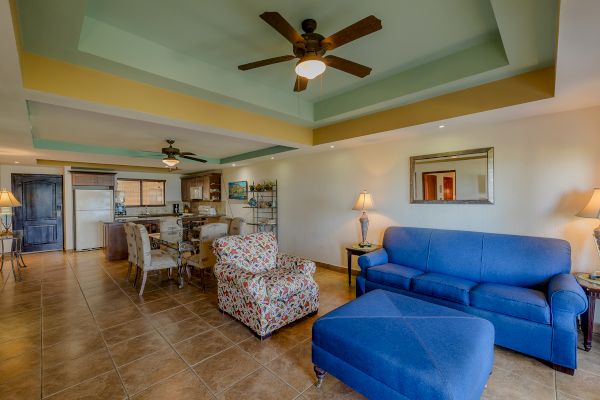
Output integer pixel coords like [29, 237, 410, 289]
[353, 190, 375, 247]
[577, 188, 600, 258]
[0, 188, 21, 237]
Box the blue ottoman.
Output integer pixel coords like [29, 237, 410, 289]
[312, 289, 494, 400]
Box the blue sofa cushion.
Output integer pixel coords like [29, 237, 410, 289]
[427, 230, 483, 282]
[471, 283, 551, 325]
[383, 227, 431, 270]
[412, 273, 477, 305]
[367, 263, 423, 290]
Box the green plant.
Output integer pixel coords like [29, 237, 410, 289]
[249, 184, 255, 192]
[255, 183, 264, 192]
[263, 180, 274, 191]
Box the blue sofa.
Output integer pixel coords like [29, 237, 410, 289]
[357, 227, 588, 373]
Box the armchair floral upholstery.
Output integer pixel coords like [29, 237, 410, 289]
[213, 232, 319, 337]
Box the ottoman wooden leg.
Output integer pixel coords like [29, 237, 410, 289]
[314, 365, 327, 388]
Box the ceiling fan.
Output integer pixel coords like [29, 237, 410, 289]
[161, 139, 206, 167]
[238, 12, 382, 92]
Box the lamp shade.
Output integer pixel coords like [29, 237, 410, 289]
[353, 190, 375, 211]
[577, 188, 600, 218]
[0, 189, 21, 207]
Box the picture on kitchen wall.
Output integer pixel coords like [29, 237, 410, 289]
[228, 181, 248, 200]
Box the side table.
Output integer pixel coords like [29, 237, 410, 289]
[345, 244, 382, 286]
[575, 273, 600, 351]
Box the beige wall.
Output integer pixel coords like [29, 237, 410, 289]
[223, 105, 600, 274]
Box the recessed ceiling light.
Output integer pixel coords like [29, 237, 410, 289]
[14, 161, 20, 164]
[270, 157, 275, 160]
[330, 145, 335, 149]
[232, 163, 236, 167]
[438, 124, 445, 128]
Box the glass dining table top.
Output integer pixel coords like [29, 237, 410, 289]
[148, 229, 198, 250]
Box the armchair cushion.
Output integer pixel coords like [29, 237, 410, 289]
[213, 232, 278, 273]
[277, 253, 316, 275]
[471, 283, 551, 325]
[257, 268, 315, 300]
[548, 274, 588, 315]
[367, 263, 423, 290]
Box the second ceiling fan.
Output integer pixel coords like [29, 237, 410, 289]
[238, 12, 382, 92]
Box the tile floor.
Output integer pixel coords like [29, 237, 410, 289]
[0, 250, 598, 399]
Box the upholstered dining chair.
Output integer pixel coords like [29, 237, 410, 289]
[184, 222, 229, 291]
[228, 217, 246, 235]
[133, 224, 178, 295]
[123, 222, 138, 281]
[159, 216, 181, 232]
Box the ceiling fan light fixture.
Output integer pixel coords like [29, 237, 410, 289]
[162, 156, 179, 167]
[295, 55, 326, 80]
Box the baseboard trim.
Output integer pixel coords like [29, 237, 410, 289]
[315, 261, 359, 276]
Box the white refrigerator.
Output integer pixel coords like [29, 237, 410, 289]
[74, 189, 114, 251]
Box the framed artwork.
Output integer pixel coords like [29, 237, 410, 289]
[228, 181, 248, 200]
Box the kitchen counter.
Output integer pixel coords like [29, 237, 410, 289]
[105, 214, 225, 223]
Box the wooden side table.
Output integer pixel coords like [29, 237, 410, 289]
[345, 245, 382, 286]
[575, 273, 600, 351]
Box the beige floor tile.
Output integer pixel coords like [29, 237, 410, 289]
[45, 370, 126, 399]
[158, 316, 212, 344]
[216, 367, 298, 400]
[483, 367, 555, 400]
[95, 305, 143, 329]
[101, 317, 156, 346]
[150, 305, 196, 327]
[131, 369, 213, 400]
[118, 348, 187, 395]
[267, 340, 314, 392]
[198, 308, 234, 327]
[0, 333, 40, 361]
[42, 348, 115, 397]
[217, 321, 254, 343]
[109, 331, 170, 366]
[0, 370, 41, 400]
[0, 350, 41, 385]
[194, 346, 261, 393]
[186, 298, 218, 315]
[42, 332, 105, 369]
[493, 346, 555, 387]
[138, 296, 181, 314]
[42, 318, 98, 348]
[237, 331, 302, 364]
[129, 288, 171, 304]
[301, 374, 366, 400]
[174, 329, 233, 366]
[556, 367, 600, 400]
[577, 346, 600, 376]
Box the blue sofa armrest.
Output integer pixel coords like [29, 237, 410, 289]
[548, 274, 588, 315]
[358, 248, 388, 274]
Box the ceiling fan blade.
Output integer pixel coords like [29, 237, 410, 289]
[324, 55, 372, 78]
[293, 76, 308, 92]
[238, 55, 296, 71]
[321, 15, 382, 50]
[180, 155, 207, 163]
[260, 12, 304, 44]
[179, 152, 195, 156]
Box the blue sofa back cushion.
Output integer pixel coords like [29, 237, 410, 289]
[412, 273, 477, 305]
[427, 230, 483, 282]
[481, 234, 571, 287]
[383, 227, 431, 270]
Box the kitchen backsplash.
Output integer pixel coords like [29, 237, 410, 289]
[123, 201, 224, 216]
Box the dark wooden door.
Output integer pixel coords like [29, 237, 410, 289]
[12, 174, 64, 252]
[443, 177, 454, 200]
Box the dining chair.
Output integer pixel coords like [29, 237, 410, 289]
[133, 224, 178, 295]
[229, 217, 246, 235]
[160, 217, 181, 232]
[184, 222, 228, 291]
[123, 222, 138, 281]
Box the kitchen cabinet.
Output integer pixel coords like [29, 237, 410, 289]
[72, 172, 116, 187]
[181, 173, 221, 202]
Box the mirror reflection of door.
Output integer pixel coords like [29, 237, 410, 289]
[422, 171, 456, 201]
[423, 175, 437, 201]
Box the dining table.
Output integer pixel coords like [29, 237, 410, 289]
[149, 229, 198, 288]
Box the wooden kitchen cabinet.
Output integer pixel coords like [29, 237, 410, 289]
[181, 173, 221, 202]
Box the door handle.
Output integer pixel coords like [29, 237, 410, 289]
[56, 205, 62, 218]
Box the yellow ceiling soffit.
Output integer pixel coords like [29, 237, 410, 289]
[314, 66, 556, 144]
[37, 159, 179, 174]
[21, 52, 313, 147]
[8, 0, 22, 63]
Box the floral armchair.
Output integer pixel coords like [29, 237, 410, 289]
[213, 232, 319, 338]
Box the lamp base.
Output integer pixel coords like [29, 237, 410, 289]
[359, 212, 370, 247]
[594, 224, 600, 260]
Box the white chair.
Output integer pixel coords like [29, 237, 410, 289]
[184, 222, 228, 291]
[133, 224, 178, 295]
[229, 217, 246, 235]
[159, 216, 181, 232]
[123, 222, 138, 281]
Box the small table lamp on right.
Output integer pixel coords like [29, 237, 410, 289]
[353, 190, 375, 247]
[577, 188, 600, 258]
